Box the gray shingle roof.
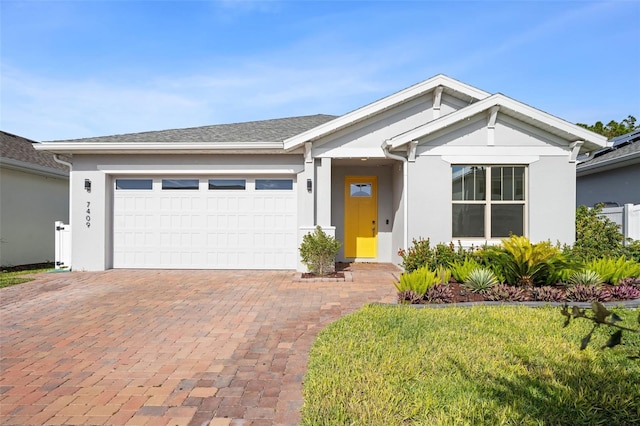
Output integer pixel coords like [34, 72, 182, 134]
[47, 114, 338, 144]
[577, 129, 640, 170]
[1, 131, 69, 172]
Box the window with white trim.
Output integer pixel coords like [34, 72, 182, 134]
[452, 165, 526, 239]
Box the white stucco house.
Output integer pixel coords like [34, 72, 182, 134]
[35, 74, 607, 271]
[1, 131, 70, 267]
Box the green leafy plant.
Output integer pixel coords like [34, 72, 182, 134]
[398, 239, 473, 273]
[567, 269, 602, 287]
[449, 257, 481, 283]
[435, 264, 451, 285]
[573, 204, 625, 260]
[561, 301, 640, 359]
[585, 256, 640, 284]
[299, 226, 341, 276]
[482, 236, 563, 286]
[463, 267, 499, 294]
[394, 267, 439, 296]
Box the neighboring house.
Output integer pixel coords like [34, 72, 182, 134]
[576, 129, 640, 207]
[35, 74, 607, 271]
[0, 131, 70, 267]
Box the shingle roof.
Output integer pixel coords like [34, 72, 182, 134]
[577, 129, 640, 170]
[1, 131, 69, 172]
[47, 114, 338, 144]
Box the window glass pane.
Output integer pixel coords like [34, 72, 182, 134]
[474, 167, 486, 201]
[514, 167, 525, 200]
[208, 179, 246, 190]
[491, 204, 524, 237]
[452, 204, 485, 238]
[452, 166, 464, 200]
[116, 179, 152, 190]
[350, 183, 372, 197]
[491, 168, 502, 200]
[162, 179, 199, 190]
[255, 179, 293, 190]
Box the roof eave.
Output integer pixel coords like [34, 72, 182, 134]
[388, 94, 608, 151]
[0, 157, 70, 178]
[283, 74, 491, 150]
[33, 141, 287, 155]
[576, 151, 640, 176]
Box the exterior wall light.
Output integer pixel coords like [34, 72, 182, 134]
[307, 178, 312, 193]
[84, 179, 92, 193]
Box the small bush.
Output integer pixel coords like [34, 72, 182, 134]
[395, 267, 439, 296]
[567, 270, 602, 287]
[618, 277, 640, 287]
[573, 204, 625, 260]
[609, 285, 640, 301]
[565, 284, 611, 302]
[397, 238, 433, 272]
[585, 256, 640, 284]
[463, 268, 499, 294]
[397, 290, 422, 304]
[449, 257, 481, 283]
[531, 286, 566, 302]
[485, 284, 528, 302]
[425, 284, 454, 304]
[299, 226, 341, 276]
[435, 265, 451, 285]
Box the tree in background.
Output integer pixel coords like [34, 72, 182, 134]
[577, 115, 638, 139]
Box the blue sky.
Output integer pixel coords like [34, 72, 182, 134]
[1, 0, 639, 141]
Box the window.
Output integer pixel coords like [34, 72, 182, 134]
[162, 179, 199, 190]
[208, 179, 246, 190]
[115, 179, 153, 190]
[452, 166, 526, 239]
[350, 183, 372, 197]
[255, 179, 293, 190]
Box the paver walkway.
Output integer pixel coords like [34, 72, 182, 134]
[0, 265, 397, 425]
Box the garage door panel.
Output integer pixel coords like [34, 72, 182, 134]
[113, 176, 297, 269]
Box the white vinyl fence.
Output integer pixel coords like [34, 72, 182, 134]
[55, 221, 71, 270]
[601, 204, 640, 243]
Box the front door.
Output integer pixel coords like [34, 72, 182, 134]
[344, 176, 377, 258]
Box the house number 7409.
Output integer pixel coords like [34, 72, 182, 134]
[86, 201, 91, 228]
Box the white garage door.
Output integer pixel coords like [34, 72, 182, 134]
[113, 177, 297, 269]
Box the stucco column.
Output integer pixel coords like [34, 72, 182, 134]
[316, 157, 332, 226]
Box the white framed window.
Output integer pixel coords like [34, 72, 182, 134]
[452, 165, 526, 239]
[255, 179, 293, 190]
[115, 179, 153, 190]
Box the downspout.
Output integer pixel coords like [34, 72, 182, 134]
[381, 140, 409, 252]
[53, 154, 73, 227]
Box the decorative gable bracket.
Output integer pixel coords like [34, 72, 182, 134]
[407, 141, 418, 162]
[487, 105, 500, 146]
[569, 141, 584, 163]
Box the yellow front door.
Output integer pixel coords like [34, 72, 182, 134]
[344, 176, 377, 258]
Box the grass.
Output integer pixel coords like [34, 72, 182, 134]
[0, 267, 52, 288]
[302, 304, 640, 425]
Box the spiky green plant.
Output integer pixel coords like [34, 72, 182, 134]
[435, 265, 451, 285]
[484, 236, 563, 286]
[567, 269, 602, 287]
[463, 268, 499, 294]
[395, 267, 439, 296]
[449, 257, 481, 283]
[585, 256, 640, 284]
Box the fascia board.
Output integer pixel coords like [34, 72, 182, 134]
[282, 74, 491, 150]
[33, 141, 285, 154]
[0, 157, 69, 178]
[388, 94, 608, 151]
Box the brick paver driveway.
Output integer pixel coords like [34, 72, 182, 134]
[1, 265, 397, 425]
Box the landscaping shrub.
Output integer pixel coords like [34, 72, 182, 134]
[567, 269, 602, 287]
[398, 238, 470, 272]
[480, 236, 563, 286]
[397, 290, 421, 304]
[394, 267, 439, 296]
[531, 286, 566, 302]
[299, 226, 341, 276]
[435, 264, 451, 285]
[574, 204, 626, 260]
[485, 284, 528, 301]
[565, 284, 611, 302]
[609, 285, 640, 301]
[449, 257, 481, 283]
[585, 256, 640, 284]
[463, 267, 499, 294]
[424, 284, 454, 304]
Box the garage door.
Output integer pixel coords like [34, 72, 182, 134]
[113, 177, 297, 269]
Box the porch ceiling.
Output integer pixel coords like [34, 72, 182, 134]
[331, 158, 396, 166]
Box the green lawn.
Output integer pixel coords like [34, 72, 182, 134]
[302, 304, 640, 425]
[0, 267, 52, 288]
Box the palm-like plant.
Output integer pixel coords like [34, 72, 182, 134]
[485, 236, 563, 286]
[463, 268, 499, 294]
